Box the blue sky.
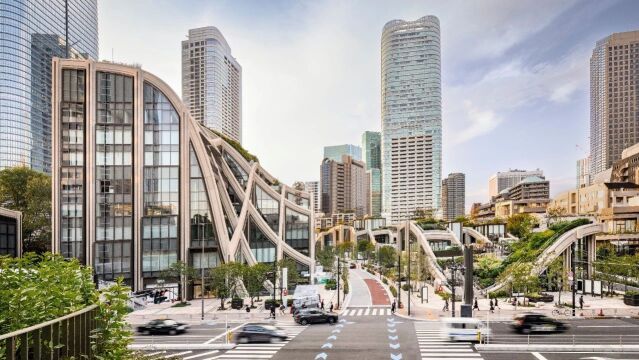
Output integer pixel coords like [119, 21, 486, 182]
[99, 0, 639, 208]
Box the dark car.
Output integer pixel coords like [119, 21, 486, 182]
[511, 313, 568, 334]
[294, 309, 338, 325]
[234, 324, 287, 343]
[349, 263, 357, 269]
[136, 319, 189, 335]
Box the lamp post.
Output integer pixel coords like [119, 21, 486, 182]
[572, 242, 576, 317]
[406, 220, 412, 316]
[337, 256, 341, 309]
[449, 257, 465, 318]
[201, 222, 205, 320]
[397, 253, 401, 308]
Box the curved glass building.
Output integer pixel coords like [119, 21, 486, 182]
[381, 16, 442, 223]
[51, 59, 314, 295]
[0, 0, 98, 173]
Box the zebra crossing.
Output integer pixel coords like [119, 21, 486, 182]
[340, 307, 393, 316]
[212, 323, 307, 360]
[414, 322, 483, 360]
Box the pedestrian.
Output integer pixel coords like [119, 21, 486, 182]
[494, 297, 499, 309]
[321, 300, 325, 310]
[391, 300, 396, 314]
[245, 305, 251, 313]
[473, 298, 479, 311]
[443, 298, 449, 312]
[270, 304, 276, 319]
[279, 303, 286, 315]
[489, 299, 494, 313]
[579, 295, 584, 310]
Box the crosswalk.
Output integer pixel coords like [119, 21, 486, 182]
[340, 307, 393, 316]
[213, 323, 307, 360]
[414, 322, 483, 360]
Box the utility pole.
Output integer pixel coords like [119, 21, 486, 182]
[572, 242, 576, 317]
[337, 257, 341, 309]
[451, 261, 456, 318]
[407, 220, 411, 316]
[397, 254, 401, 308]
[201, 222, 205, 320]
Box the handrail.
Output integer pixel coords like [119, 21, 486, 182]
[0, 304, 98, 340]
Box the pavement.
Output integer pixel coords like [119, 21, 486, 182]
[129, 264, 639, 359]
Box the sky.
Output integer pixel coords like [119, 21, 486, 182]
[99, 0, 639, 209]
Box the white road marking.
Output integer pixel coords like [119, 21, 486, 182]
[183, 350, 219, 359]
[166, 351, 192, 358]
[364, 308, 371, 316]
[357, 309, 364, 316]
[532, 353, 549, 360]
[204, 322, 248, 344]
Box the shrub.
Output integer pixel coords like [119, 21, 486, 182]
[488, 290, 510, 299]
[264, 299, 279, 309]
[324, 279, 337, 290]
[389, 285, 397, 297]
[343, 280, 349, 295]
[401, 284, 411, 292]
[382, 277, 388, 285]
[171, 301, 191, 308]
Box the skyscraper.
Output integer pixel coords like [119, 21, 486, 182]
[590, 30, 639, 176]
[488, 169, 544, 199]
[182, 26, 242, 143]
[362, 131, 382, 217]
[304, 181, 321, 213]
[323, 144, 362, 162]
[320, 155, 369, 218]
[441, 173, 465, 221]
[381, 16, 442, 223]
[0, 0, 98, 172]
[577, 157, 591, 189]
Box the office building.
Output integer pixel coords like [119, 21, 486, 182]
[441, 173, 465, 221]
[0, 207, 22, 257]
[320, 155, 369, 218]
[381, 16, 442, 223]
[362, 131, 382, 217]
[323, 144, 362, 162]
[303, 181, 321, 214]
[577, 157, 591, 188]
[0, 0, 98, 173]
[182, 27, 242, 143]
[51, 59, 313, 293]
[488, 169, 544, 199]
[590, 30, 639, 175]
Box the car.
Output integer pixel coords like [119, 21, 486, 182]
[440, 317, 490, 342]
[511, 313, 568, 334]
[294, 309, 338, 325]
[136, 319, 189, 335]
[234, 324, 288, 343]
[349, 263, 357, 269]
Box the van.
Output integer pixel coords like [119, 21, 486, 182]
[440, 317, 490, 342]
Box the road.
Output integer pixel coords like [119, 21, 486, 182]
[131, 267, 639, 359]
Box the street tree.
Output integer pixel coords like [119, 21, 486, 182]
[378, 245, 397, 270]
[357, 239, 375, 261]
[316, 246, 336, 273]
[243, 263, 270, 307]
[507, 213, 538, 239]
[0, 166, 52, 253]
[336, 241, 354, 258]
[159, 260, 196, 303]
[209, 263, 245, 310]
[277, 258, 300, 287]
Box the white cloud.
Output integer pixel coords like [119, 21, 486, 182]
[455, 102, 502, 144]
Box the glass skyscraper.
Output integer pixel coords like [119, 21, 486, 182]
[0, 0, 98, 173]
[323, 144, 362, 162]
[362, 131, 382, 217]
[381, 16, 442, 223]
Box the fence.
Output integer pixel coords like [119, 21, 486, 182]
[0, 305, 99, 360]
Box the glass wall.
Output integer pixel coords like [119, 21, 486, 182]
[94, 72, 133, 281]
[245, 217, 276, 263]
[0, 215, 17, 257]
[223, 151, 248, 189]
[142, 82, 179, 276]
[253, 184, 279, 233]
[284, 208, 309, 256]
[189, 145, 221, 269]
[286, 192, 310, 209]
[60, 69, 85, 261]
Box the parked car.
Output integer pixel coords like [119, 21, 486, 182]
[136, 319, 189, 335]
[294, 309, 338, 325]
[349, 263, 357, 269]
[511, 313, 568, 334]
[234, 324, 288, 343]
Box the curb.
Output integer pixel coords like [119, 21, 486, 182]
[476, 344, 639, 352]
[129, 343, 236, 351]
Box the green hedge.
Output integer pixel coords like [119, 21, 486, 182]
[389, 285, 397, 297]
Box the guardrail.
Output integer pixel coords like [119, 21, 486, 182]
[485, 334, 639, 345]
[0, 304, 98, 360]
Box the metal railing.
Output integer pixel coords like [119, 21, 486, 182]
[0, 305, 99, 360]
[486, 334, 639, 345]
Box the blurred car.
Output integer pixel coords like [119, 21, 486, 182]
[511, 313, 568, 334]
[294, 309, 338, 325]
[234, 324, 287, 343]
[440, 317, 490, 342]
[136, 319, 189, 335]
[349, 263, 357, 269]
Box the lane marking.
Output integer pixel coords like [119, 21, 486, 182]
[205, 322, 248, 344]
[183, 350, 219, 360]
[364, 308, 371, 316]
[532, 353, 549, 360]
[577, 325, 639, 328]
[166, 351, 192, 358]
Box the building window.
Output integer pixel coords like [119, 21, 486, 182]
[253, 185, 280, 233]
[285, 208, 309, 256]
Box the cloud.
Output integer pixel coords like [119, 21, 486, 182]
[454, 102, 502, 144]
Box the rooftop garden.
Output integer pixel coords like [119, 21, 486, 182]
[210, 129, 259, 163]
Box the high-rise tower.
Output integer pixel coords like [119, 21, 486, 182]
[362, 131, 382, 217]
[182, 27, 242, 143]
[381, 16, 442, 223]
[590, 30, 639, 176]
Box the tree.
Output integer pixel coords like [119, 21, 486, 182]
[547, 257, 565, 304]
[316, 246, 336, 273]
[357, 239, 375, 261]
[243, 263, 270, 307]
[546, 206, 567, 224]
[160, 260, 196, 303]
[0, 167, 52, 253]
[507, 213, 538, 239]
[277, 258, 300, 288]
[378, 246, 397, 270]
[209, 263, 245, 310]
[413, 208, 435, 220]
[507, 262, 539, 305]
[336, 241, 354, 258]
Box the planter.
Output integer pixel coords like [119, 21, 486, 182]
[527, 294, 554, 303]
[624, 294, 639, 306]
[231, 298, 244, 310]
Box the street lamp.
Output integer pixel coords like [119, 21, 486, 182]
[336, 256, 343, 309]
[448, 257, 465, 318]
[201, 222, 205, 320]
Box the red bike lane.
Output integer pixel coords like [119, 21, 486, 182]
[363, 278, 391, 305]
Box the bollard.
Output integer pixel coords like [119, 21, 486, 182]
[477, 330, 481, 343]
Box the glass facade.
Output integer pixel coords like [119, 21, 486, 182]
[189, 145, 221, 269]
[381, 16, 442, 223]
[323, 144, 362, 162]
[142, 82, 180, 275]
[286, 192, 310, 209]
[284, 208, 309, 256]
[0, 215, 18, 257]
[223, 151, 248, 189]
[60, 69, 85, 261]
[0, 0, 98, 173]
[253, 184, 280, 233]
[245, 217, 276, 263]
[95, 72, 133, 281]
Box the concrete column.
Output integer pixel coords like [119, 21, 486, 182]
[463, 246, 473, 305]
[587, 235, 596, 279]
[563, 249, 572, 291]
